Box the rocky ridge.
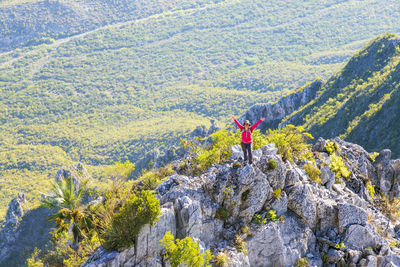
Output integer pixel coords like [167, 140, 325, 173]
[237, 79, 322, 130]
[83, 137, 400, 267]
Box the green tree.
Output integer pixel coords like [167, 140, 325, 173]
[42, 175, 91, 249]
[160, 231, 214, 267]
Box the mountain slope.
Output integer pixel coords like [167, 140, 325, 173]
[281, 33, 400, 155]
[2, 0, 400, 219]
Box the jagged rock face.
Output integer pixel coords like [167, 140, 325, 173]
[4, 193, 26, 228]
[83, 138, 400, 267]
[0, 200, 53, 267]
[238, 80, 322, 130]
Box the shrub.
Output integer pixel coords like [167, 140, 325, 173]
[27, 248, 43, 267]
[390, 241, 399, 248]
[369, 152, 380, 162]
[234, 235, 247, 254]
[241, 190, 250, 201]
[134, 164, 175, 191]
[105, 160, 135, 182]
[272, 188, 281, 199]
[29, 228, 100, 267]
[181, 129, 269, 176]
[266, 125, 314, 162]
[252, 213, 266, 225]
[325, 141, 339, 155]
[160, 231, 214, 267]
[267, 159, 277, 170]
[329, 154, 351, 180]
[232, 162, 242, 169]
[215, 252, 230, 267]
[296, 257, 309, 267]
[304, 163, 322, 184]
[367, 182, 375, 201]
[216, 206, 228, 220]
[240, 225, 252, 236]
[266, 210, 279, 222]
[102, 190, 161, 251]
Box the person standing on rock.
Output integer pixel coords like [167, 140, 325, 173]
[231, 115, 265, 165]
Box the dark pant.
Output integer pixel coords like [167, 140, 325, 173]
[241, 142, 253, 164]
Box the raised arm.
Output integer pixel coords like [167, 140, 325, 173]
[231, 115, 243, 130]
[250, 117, 265, 131]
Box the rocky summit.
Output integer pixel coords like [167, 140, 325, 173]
[83, 138, 400, 267]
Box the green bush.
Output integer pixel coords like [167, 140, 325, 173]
[216, 206, 228, 220]
[232, 162, 242, 169]
[252, 213, 266, 225]
[369, 152, 380, 162]
[296, 257, 309, 267]
[325, 141, 339, 155]
[272, 188, 281, 199]
[267, 159, 277, 170]
[367, 182, 375, 200]
[266, 210, 279, 222]
[241, 190, 250, 201]
[102, 190, 161, 251]
[304, 163, 322, 184]
[266, 125, 314, 162]
[160, 231, 214, 267]
[329, 154, 351, 180]
[133, 164, 175, 191]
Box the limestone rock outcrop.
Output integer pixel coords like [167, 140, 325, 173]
[83, 138, 400, 267]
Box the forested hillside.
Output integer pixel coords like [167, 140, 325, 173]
[1, 0, 400, 219]
[281, 34, 400, 156]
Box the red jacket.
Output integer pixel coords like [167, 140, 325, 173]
[234, 119, 263, 144]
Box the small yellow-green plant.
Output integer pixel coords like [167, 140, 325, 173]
[266, 210, 279, 222]
[390, 241, 399, 248]
[252, 213, 266, 225]
[240, 225, 252, 236]
[273, 188, 281, 199]
[369, 152, 380, 162]
[296, 257, 309, 267]
[234, 235, 247, 254]
[27, 248, 44, 267]
[304, 163, 322, 184]
[329, 154, 351, 180]
[325, 141, 339, 155]
[267, 159, 278, 170]
[367, 182, 375, 201]
[214, 252, 230, 267]
[160, 231, 214, 267]
[332, 243, 345, 249]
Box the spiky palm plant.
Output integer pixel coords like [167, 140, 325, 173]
[43, 175, 90, 249]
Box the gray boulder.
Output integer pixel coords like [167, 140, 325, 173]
[337, 203, 367, 232]
[344, 224, 378, 250]
[247, 212, 315, 267]
[287, 184, 318, 228]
